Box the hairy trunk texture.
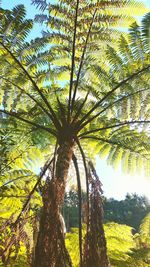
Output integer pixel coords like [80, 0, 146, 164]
[83, 162, 111, 267]
[33, 141, 74, 267]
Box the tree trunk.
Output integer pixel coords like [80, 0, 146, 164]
[83, 161, 111, 267]
[32, 140, 74, 267]
[83, 195, 111, 267]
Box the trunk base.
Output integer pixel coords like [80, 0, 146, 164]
[32, 179, 72, 267]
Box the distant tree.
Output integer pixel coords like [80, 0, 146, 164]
[104, 194, 150, 231]
[63, 190, 87, 231]
[63, 192, 150, 232]
[63, 190, 79, 231]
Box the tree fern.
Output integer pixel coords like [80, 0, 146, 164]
[0, 2, 150, 266]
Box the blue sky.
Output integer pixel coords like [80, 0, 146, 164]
[1, 0, 150, 200]
[2, 0, 44, 40]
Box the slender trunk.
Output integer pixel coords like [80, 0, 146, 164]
[33, 141, 74, 267]
[83, 162, 111, 267]
[83, 194, 110, 267]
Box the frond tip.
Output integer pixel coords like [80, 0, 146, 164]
[31, 0, 48, 11]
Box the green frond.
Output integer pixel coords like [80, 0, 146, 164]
[118, 35, 135, 64]
[141, 12, 150, 52]
[84, 125, 150, 176]
[0, 1, 149, 189]
[139, 213, 150, 244]
[129, 22, 148, 62]
[0, 5, 33, 46]
[32, 0, 48, 11]
[99, 143, 111, 158]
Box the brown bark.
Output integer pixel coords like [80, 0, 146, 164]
[83, 161, 111, 267]
[32, 141, 74, 267]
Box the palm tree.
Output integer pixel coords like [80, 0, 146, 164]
[0, 1, 150, 266]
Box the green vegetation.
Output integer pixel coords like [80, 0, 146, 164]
[0, 0, 150, 266]
[66, 215, 150, 267]
[1, 210, 150, 267]
[63, 191, 150, 231]
[104, 194, 150, 231]
[0, 186, 150, 266]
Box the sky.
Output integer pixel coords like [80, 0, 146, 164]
[1, 0, 150, 200]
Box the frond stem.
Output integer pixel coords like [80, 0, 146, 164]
[78, 87, 150, 129]
[0, 175, 35, 189]
[0, 109, 57, 136]
[71, 90, 90, 125]
[79, 120, 150, 137]
[57, 96, 67, 126]
[0, 76, 56, 123]
[14, 158, 53, 225]
[68, 0, 79, 122]
[72, 153, 83, 267]
[71, 9, 97, 113]
[0, 148, 30, 175]
[80, 135, 150, 161]
[1, 158, 54, 259]
[76, 138, 90, 232]
[76, 64, 150, 131]
[0, 42, 61, 130]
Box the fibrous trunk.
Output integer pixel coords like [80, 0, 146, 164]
[32, 141, 74, 267]
[83, 161, 111, 267]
